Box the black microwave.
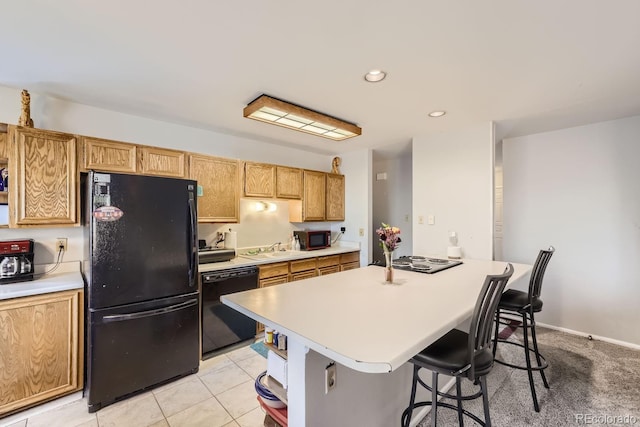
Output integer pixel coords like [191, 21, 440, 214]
[294, 230, 331, 250]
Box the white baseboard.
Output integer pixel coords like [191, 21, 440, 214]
[0, 392, 83, 427]
[537, 322, 640, 351]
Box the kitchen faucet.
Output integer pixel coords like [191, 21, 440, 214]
[266, 242, 281, 252]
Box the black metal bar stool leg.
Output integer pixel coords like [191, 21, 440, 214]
[403, 364, 420, 427]
[529, 312, 549, 389]
[492, 309, 500, 358]
[480, 376, 491, 427]
[521, 312, 540, 412]
[431, 371, 438, 427]
[455, 377, 464, 426]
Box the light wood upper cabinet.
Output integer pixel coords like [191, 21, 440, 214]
[325, 173, 345, 221]
[138, 146, 186, 178]
[0, 124, 7, 158]
[289, 169, 328, 222]
[81, 136, 137, 173]
[276, 166, 302, 199]
[9, 126, 78, 227]
[189, 154, 239, 223]
[0, 126, 7, 206]
[303, 170, 326, 221]
[0, 290, 83, 417]
[244, 162, 275, 198]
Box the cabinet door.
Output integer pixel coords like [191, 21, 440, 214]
[81, 137, 137, 173]
[326, 173, 345, 221]
[290, 270, 317, 281]
[257, 275, 289, 334]
[276, 166, 302, 199]
[318, 265, 340, 276]
[138, 146, 186, 178]
[189, 154, 239, 223]
[0, 124, 7, 158]
[9, 126, 78, 227]
[0, 126, 7, 206]
[244, 162, 275, 197]
[302, 170, 326, 221]
[0, 290, 82, 416]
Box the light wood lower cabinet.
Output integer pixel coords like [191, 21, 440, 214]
[9, 126, 78, 227]
[289, 258, 317, 282]
[340, 251, 361, 271]
[0, 289, 83, 417]
[257, 262, 289, 333]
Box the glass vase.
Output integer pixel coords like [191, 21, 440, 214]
[384, 249, 394, 283]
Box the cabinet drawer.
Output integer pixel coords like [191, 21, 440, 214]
[290, 270, 317, 281]
[290, 258, 317, 273]
[317, 255, 340, 269]
[259, 262, 289, 279]
[340, 261, 360, 271]
[339, 251, 360, 264]
[318, 265, 340, 276]
[260, 275, 289, 288]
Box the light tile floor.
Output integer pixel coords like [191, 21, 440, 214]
[4, 345, 268, 427]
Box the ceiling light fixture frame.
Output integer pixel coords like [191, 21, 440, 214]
[243, 94, 362, 141]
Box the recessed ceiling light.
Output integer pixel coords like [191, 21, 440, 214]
[364, 70, 387, 83]
[428, 111, 446, 118]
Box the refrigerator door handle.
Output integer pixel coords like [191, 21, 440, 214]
[188, 197, 197, 287]
[102, 298, 198, 323]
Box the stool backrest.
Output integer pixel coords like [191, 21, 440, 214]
[529, 246, 555, 301]
[468, 263, 514, 379]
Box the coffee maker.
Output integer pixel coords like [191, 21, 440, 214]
[0, 239, 35, 284]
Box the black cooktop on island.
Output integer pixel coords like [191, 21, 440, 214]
[392, 256, 463, 274]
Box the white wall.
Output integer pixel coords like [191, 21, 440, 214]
[372, 153, 413, 263]
[503, 115, 640, 346]
[338, 149, 372, 266]
[412, 123, 495, 259]
[0, 85, 363, 262]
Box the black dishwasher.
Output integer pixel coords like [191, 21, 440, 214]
[201, 265, 258, 357]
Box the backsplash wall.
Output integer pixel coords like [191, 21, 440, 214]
[198, 199, 344, 250]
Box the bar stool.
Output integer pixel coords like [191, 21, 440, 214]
[401, 264, 514, 427]
[492, 246, 555, 412]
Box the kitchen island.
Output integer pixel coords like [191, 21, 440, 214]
[222, 258, 532, 427]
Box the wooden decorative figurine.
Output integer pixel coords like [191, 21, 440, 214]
[331, 156, 341, 174]
[18, 89, 34, 128]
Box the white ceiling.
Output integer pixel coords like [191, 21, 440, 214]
[2, 1, 640, 156]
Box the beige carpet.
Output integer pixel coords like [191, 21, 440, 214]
[416, 327, 640, 426]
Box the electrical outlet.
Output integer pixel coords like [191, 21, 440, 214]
[340, 226, 346, 233]
[56, 238, 68, 252]
[325, 362, 337, 393]
[358, 228, 364, 237]
[418, 215, 424, 224]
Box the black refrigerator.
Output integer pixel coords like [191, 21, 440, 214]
[84, 171, 199, 413]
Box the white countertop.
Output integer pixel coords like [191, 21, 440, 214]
[199, 242, 360, 272]
[222, 258, 532, 374]
[0, 262, 84, 300]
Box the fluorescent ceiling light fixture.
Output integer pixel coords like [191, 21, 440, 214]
[243, 94, 362, 141]
[364, 69, 386, 82]
[428, 111, 446, 118]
